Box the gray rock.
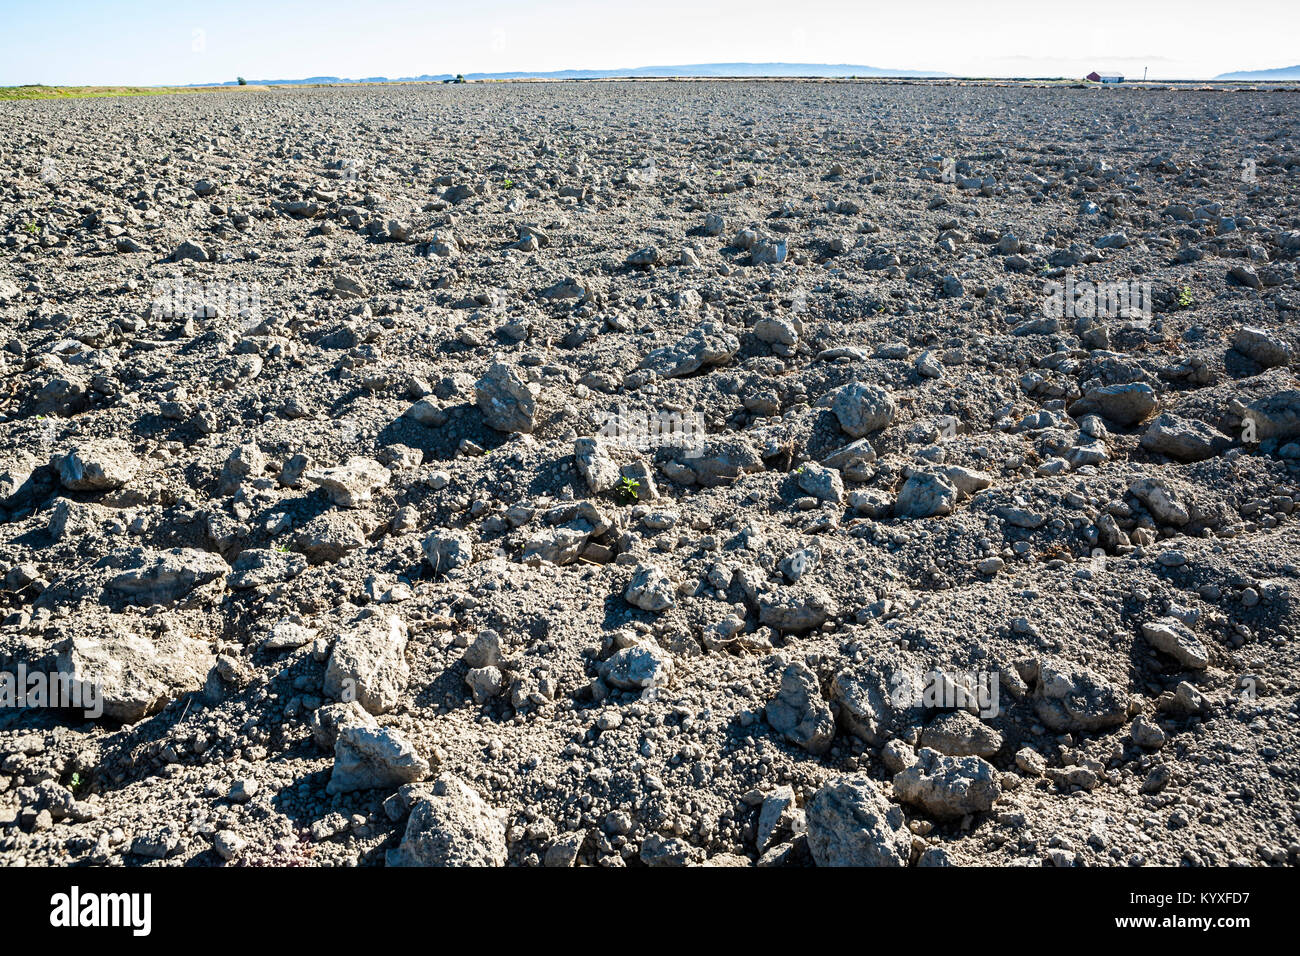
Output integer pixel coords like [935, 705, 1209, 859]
[624, 563, 676, 611]
[796, 462, 843, 503]
[574, 436, 621, 493]
[475, 362, 538, 433]
[626, 246, 661, 267]
[103, 547, 229, 606]
[896, 471, 957, 518]
[805, 774, 910, 867]
[599, 642, 673, 690]
[423, 528, 475, 573]
[465, 665, 504, 703]
[758, 588, 836, 631]
[1032, 661, 1128, 732]
[1232, 326, 1291, 367]
[228, 548, 307, 589]
[305, 456, 390, 508]
[1140, 414, 1231, 461]
[919, 710, 1003, 758]
[323, 612, 410, 715]
[751, 237, 788, 265]
[893, 747, 1001, 819]
[1243, 389, 1300, 440]
[171, 239, 209, 263]
[831, 382, 897, 438]
[1068, 382, 1158, 427]
[310, 700, 376, 750]
[54, 617, 214, 723]
[639, 322, 740, 378]
[766, 661, 834, 755]
[830, 654, 923, 746]
[1141, 618, 1209, 670]
[386, 774, 504, 865]
[1129, 477, 1189, 526]
[57, 439, 139, 491]
[327, 725, 429, 795]
[756, 785, 802, 851]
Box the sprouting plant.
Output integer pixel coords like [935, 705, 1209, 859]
[69, 772, 82, 792]
[23, 220, 39, 235]
[274, 544, 289, 553]
[795, 464, 806, 475]
[619, 476, 640, 502]
[1178, 285, 1194, 308]
[503, 178, 514, 189]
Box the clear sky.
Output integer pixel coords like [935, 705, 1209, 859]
[2, 0, 1296, 86]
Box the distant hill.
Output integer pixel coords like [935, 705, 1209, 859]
[204, 62, 950, 86]
[1215, 65, 1300, 80]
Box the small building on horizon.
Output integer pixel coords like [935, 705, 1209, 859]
[1086, 71, 1124, 84]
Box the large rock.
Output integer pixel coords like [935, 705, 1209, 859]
[830, 653, 924, 746]
[662, 436, 764, 488]
[306, 457, 390, 508]
[919, 710, 1003, 758]
[797, 462, 843, 503]
[57, 439, 139, 491]
[0, 451, 39, 506]
[475, 362, 538, 433]
[574, 436, 621, 493]
[386, 774, 506, 866]
[1243, 389, 1300, 440]
[831, 382, 897, 438]
[326, 725, 429, 795]
[1141, 618, 1210, 670]
[805, 774, 910, 867]
[1232, 326, 1292, 368]
[54, 617, 214, 723]
[895, 471, 957, 518]
[228, 548, 307, 589]
[1140, 414, 1231, 461]
[639, 322, 740, 378]
[105, 547, 229, 605]
[893, 747, 1001, 819]
[422, 529, 474, 573]
[758, 588, 836, 632]
[1032, 661, 1129, 732]
[1068, 382, 1158, 427]
[600, 642, 674, 690]
[324, 612, 410, 715]
[766, 661, 835, 754]
[1129, 477, 1189, 526]
[624, 563, 676, 612]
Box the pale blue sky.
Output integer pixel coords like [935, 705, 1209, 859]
[2, 0, 1295, 86]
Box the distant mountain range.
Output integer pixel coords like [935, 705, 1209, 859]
[203, 62, 951, 86]
[1215, 65, 1300, 80]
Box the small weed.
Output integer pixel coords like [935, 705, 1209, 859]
[23, 221, 39, 235]
[503, 178, 514, 189]
[1177, 285, 1194, 308]
[618, 476, 640, 503]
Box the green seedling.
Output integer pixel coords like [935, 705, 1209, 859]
[618, 476, 640, 502]
[1178, 286, 1194, 308]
